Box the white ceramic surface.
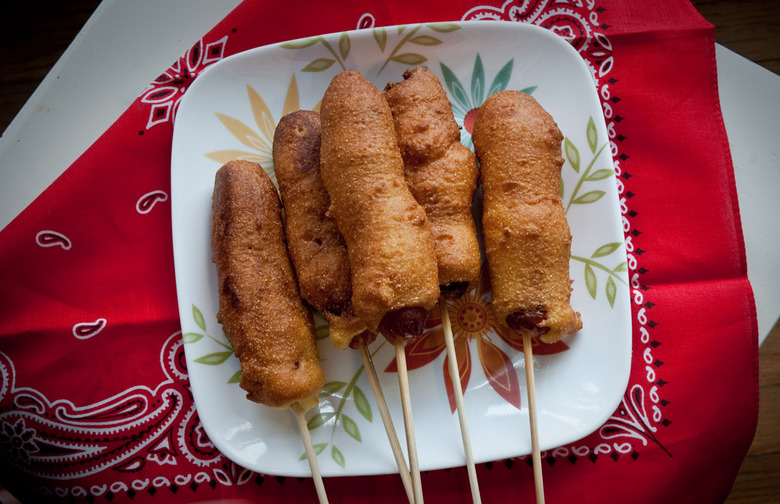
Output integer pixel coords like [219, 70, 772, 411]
[170, 21, 631, 477]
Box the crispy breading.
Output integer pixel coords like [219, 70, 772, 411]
[319, 71, 439, 336]
[211, 160, 324, 410]
[384, 67, 481, 296]
[273, 110, 373, 349]
[472, 90, 582, 343]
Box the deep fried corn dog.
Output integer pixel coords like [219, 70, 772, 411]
[319, 71, 440, 340]
[384, 67, 481, 299]
[472, 90, 582, 343]
[273, 110, 375, 349]
[211, 160, 324, 410]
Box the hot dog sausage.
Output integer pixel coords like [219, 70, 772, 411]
[471, 90, 582, 343]
[384, 67, 481, 299]
[319, 71, 440, 340]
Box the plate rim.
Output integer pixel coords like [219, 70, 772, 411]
[170, 19, 633, 478]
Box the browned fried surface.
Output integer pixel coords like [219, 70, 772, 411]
[319, 70, 440, 333]
[273, 110, 372, 349]
[384, 67, 481, 290]
[211, 160, 324, 410]
[472, 90, 582, 343]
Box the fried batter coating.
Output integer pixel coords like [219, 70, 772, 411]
[471, 91, 582, 343]
[211, 160, 324, 410]
[384, 67, 481, 297]
[319, 71, 440, 337]
[273, 110, 374, 349]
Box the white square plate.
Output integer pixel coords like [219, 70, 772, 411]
[171, 20, 631, 477]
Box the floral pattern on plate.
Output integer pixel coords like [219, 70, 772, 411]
[170, 20, 632, 477]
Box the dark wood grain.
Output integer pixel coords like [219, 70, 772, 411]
[693, 0, 780, 75]
[0, 0, 102, 133]
[0, 2, 778, 504]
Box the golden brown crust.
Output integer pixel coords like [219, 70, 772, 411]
[211, 160, 324, 410]
[273, 110, 373, 349]
[384, 67, 482, 291]
[319, 71, 440, 334]
[472, 90, 582, 343]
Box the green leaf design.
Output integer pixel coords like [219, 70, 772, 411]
[299, 443, 328, 460]
[426, 23, 460, 32]
[353, 386, 372, 422]
[565, 138, 580, 173]
[331, 445, 345, 468]
[192, 304, 206, 332]
[373, 28, 387, 51]
[338, 33, 350, 60]
[471, 54, 485, 106]
[520, 85, 537, 95]
[571, 190, 605, 205]
[315, 324, 330, 341]
[440, 62, 470, 113]
[563, 117, 609, 214]
[302, 58, 337, 72]
[606, 276, 617, 308]
[409, 35, 442, 46]
[342, 414, 362, 442]
[585, 169, 614, 181]
[487, 59, 514, 97]
[591, 242, 622, 258]
[194, 351, 233, 365]
[560, 177, 564, 200]
[280, 37, 320, 49]
[587, 116, 598, 154]
[585, 264, 597, 300]
[182, 332, 203, 344]
[320, 381, 347, 397]
[308, 412, 336, 430]
[228, 370, 242, 384]
[390, 53, 427, 65]
[613, 261, 628, 272]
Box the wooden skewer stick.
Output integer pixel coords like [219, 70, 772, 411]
[292, 402, 329, 504]
[522, 332, 545, 504]
[439, 296, 482, 504]
[394, 340, 424, 504]
[358, 342, 415, 503]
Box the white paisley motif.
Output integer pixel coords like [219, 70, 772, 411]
[462, 0, 614, 87]
[0, 332, 225, 484]
[139, 35, 228, 130]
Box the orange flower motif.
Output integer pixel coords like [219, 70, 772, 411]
[386, 265, 570, 412]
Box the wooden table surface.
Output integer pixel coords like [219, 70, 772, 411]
[1, 1, 778, 503]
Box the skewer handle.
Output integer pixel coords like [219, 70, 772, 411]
[395, 341, 424, 504]
[358, 343, 415, 503]
[292, 402, 329, 504]
[439, 297, 482, 504]
[522, 333, 545, 504]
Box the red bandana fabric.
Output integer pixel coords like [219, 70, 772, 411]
[0, 1, 758, 503]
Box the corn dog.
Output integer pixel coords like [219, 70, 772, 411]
[211, 160, 324, 410]
[471, 90, 582, 343]
[273, 110, 375, 349]
[384, 67, 481, 299]
[274, 110, 415, 501]
[319, 70, 440, 341]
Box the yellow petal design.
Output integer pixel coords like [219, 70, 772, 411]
[214, 113, 270, 153]
[247, 84, 276, 146]
[281, 74, 300, 117]
[204, 149, 272, 165]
